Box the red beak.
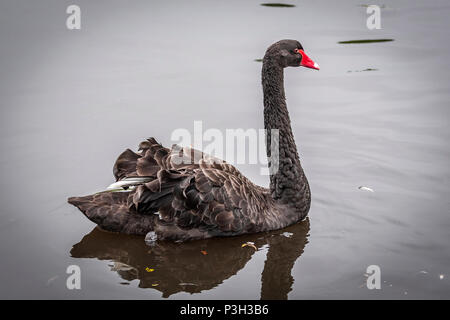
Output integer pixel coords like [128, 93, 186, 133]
[299, 50, 320, 70]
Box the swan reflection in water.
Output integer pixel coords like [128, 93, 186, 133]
[70, 218, 310, 299]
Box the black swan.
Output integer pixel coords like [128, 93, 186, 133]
[68, 39, 319, 242]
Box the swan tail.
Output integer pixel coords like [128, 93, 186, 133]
[68, 191, 155, 235]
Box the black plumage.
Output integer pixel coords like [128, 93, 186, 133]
[68, 40, 314, 241]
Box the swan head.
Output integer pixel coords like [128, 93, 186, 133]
[264, 39, 320, 70]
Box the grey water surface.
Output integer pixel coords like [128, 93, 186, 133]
[0, 0, 449, 299]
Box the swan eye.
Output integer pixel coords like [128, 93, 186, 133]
[294, 49, 300, 54]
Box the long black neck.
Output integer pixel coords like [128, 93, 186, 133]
[262, 57, 310, 217]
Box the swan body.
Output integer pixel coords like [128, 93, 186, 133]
[68, 40, 318, 241]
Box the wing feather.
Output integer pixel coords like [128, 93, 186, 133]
[109, 138, 274, 239]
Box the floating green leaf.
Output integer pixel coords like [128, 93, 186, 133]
[260, 3, 296, 8]
[358, 4, 386, 8]
[338, 39, 394, 44]
[347, 68, 379, 73]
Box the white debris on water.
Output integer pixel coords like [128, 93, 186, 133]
[46, 275, 59, 286]
[145, 231, 158, 246]
[440, 274, 444, 280]
[358, 186, 374, 192]
[110, 262, 135, 272]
